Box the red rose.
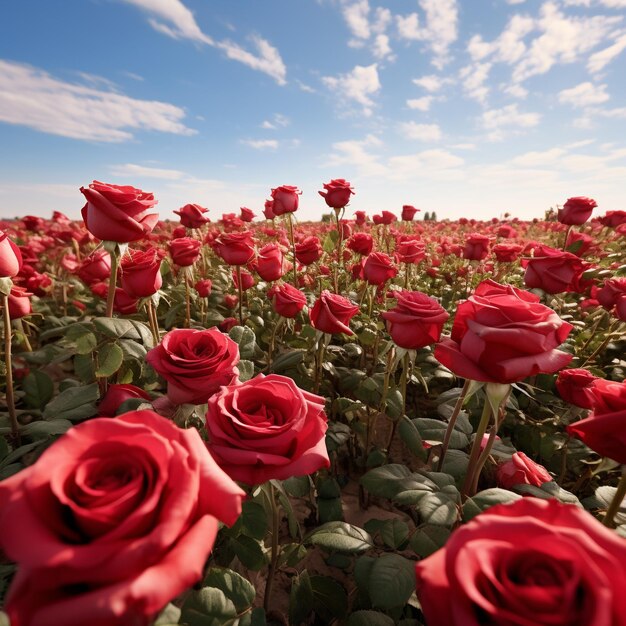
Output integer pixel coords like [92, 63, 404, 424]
[318, 178, 354, 209]
[169, 237, 201, 267]
[373, 211, 397, 225]
[195, 278, 212, 297]
[354, 210, 367, 226]
[0, 230, 23, 277]
[25, 271, 52, 296]
[223, 294, 238, 309]
[616, 296, 626, 321]
[363, 251, 397, 286]
[173, 203, 209, 228]
[522, 244, 589, 294]
[119, 247, 164, 298]
[496, 451, 552, 489]
[98, 383, 151, 415]
[588, 379, 626, 415]
[213, 231, 255, 266]
[493, 243, 522, 263]
[268, 282, 307, 318]
[205, 374, 329, 485]
[463, 233, 491, 261]
[599, 210, 626, 228]
[80, 180, 159, 243]
[416, 498, 626, 626]
[263, 199, 276, 220]
[147, 328, 240, 405]
[232, 268, 255, 291]
[346, 233, 374, 256]
[256, 243, 286, 282]
[113, 288, 138, 315]
[310, 290, 359, 335]
[271, 185, 301, 216]
[239, 207, 255, 222]
[395, 236, 426, 264]
[382, 290, 449, 350]
[0, 411, 244, 626]
[401, 205, 419, 221]
[597, 278, 626, 311]
[558, 196, 597, 225]
[295, 236, 323, 265]
[565, 230, 593, 256]
[7, 285, 31, 319]
[77, 249, 111, 285]
[556, 368, 598, 409]
[497, 224, 517, 238]
[435, 280, 573, 384]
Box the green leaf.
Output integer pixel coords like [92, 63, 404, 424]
[231, 535, 267, 571]
[463, 488, 522, 522]
[323, 229, 339, 253]
[43, 382, 99, 422]
[21, 370, 54, 409]
[413, 417, 470, 449]
[289, 570, 314, 626]
[318, 497, 344, 523]
[238, 359, 255, 382]
[514, 482, 580, 506]
[74, 353, 95, 383]
[360, 464, 412, 499]
[229, 325, 256, 359]
[180, 587, 237, 626]
[368, 553, 415, 610]
[269, 349, 306, 373]
[235, 500, 268, 540]
[409, 525, 451, 558]
[203, 567, 255, 612]
[95, 343, 124, 378]
[154, 603, 181, 626]
[417, 490, 459, 527]
[440, 449, 470, 479]
[307, 522, 373, 553]
[310, 575, 348, 621]
[283, 475, 311, 498]
[380, 519, 409, 549]
[93, 317, 153, 347]
[75, 332, 98, 355]
[118, 339, 147, 360]
[346, 611, 395, 626]
[20, 419, 72, 438]
[398, 415, 427, 460]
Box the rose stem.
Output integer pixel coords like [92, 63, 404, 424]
[580, 319, 624, 367]
[562, 224, 573, 251]
[184, 273, 191, 328]
[263, 482, 281, 613]
[286, 212, 298, 289]
[461, 399, 493, 499]
[146, 299, 160, 345]
[314, 335, 326, 394]
[2, 294, 20, 446]
[333, 208, 343, 294]
[236, 266, 244, 327]
[266, 315, 284, 371]
[385, 352, 410, 459]
[577, 309, 607, 356]
[105, 245, 119, 318]
[603, 466, 626, 528]
[437, 379, 471, 471]
[16, 318, 32, 352]
[404, 262, 410, 290]
[380, 347, 396, 413]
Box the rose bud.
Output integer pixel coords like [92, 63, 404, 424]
[90, 281, 109, 299]
[0, 230, 24, 278]
[556, 368, 598, 409]
[558, 196, 597, 225]
[295, 236, 323, 265]
[7, 285, 32, 319]
[382, 290, 449, 350]
[496, 451, 552, 489]
[172, 226, 187, 239]
[363, 251, 397, 286]
[268, 282, 307, 318]
[271, 185, 301, 216]
[497, 224, 517, 238]
[596, 278, 626, 311]
[347, 233, 374, 256]
[463, 233, 491, 261]
[119, 247, 164, 298]
[256, 243, 286, 282]
[195, 279, 212, 298]
[213, 232, 255, 266]
[310, 290, 359, 335]
[318, 178, 354, 209]
[173, 203, 210, 228]
[80, 180, 159, 243]
[263, 199, 276, 219]
[219, 317, 239, 332]
[522, 244, 589, 294]
[223, 294, 238, 309]
[232, 268, 255, 291]
[169, 237, 201, 267]
[239, 207, 255, 222]
[76, 249, 111, 285]
[401, 205, 419, 221]
[113, 288, 138, 315]
[599, 210, 626, 228]
[98, 383, 151, 416]
[354, 210, 367, 226]
[565, 230, 593, 256]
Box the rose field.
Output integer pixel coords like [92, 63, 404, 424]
[1, 181, 626, 626]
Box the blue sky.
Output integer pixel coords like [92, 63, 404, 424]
[1, 0, 625, 222]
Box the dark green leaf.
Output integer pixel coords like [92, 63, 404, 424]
[93, 317, 153, 346]
[229, 326, 256, 360]
[409, 525, 451, 558]
[231, 535, 266, 571]
[21, 370, 54, 409]
[310, 575, 348, 620]
[346, 611, 395, 626]
[307, 522, 373, 553]
[202, 567, 255, 612]
[95, 343, 124, 378]
[368, 554, 415, 610]
[289, 570, 314, 626]
[380, 519, 410, 549]
[43, 382, 99, 422]
[463, 488, 522, 522]
[180, 587, 237, 626]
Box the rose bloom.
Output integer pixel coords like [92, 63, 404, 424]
[169, 237, 201, 267]
[522, 244, 589, 294]
[113, 288, 138, 315]
[310, 290, 359, 335]
[98, 383, 151, 416]
[263, 199, 276, 220]
[435, 280, 573, 384]
[363, 251, 398, 286]
[213, 231, 255, 266]
[232, 268, 255, 291]
[588, 378, 626, 415]
[557, 196, 597, 225]
[8, 285, 31, 319]
[382, 290, 449, 350]
[596, 277, 626, 311]
[77, 248, 111, 285]
[147, 328, 240, 405]
[566, 230, 593, 256]
[205, 374, 329, 485]
[373, 211, 397, 225]
[195, 278, 212, 297]
[354, 210, 367, 226]
[556, 368, 598, 409]
[415, 498, 626, 626]
[239, 206, 255, 222]
[256, 243, 286, 282]
[493, 243, 523, 263]
[0, 230, 23, 277]
[266, 283, 304, 318]
[346, 232, 374, 256]
[496, 451, 552, 489]
[295, 236, 323, 265]
[497, 224, 517, 239]
[173, 203, 209, 229]
[396, 236, 426, 264]
[119, 247, 164, 298]
[318, 178, 354, 209]
[80, 180, 159, 243]
[0, 411, 244, 626]
[599, 210, 626, 228]
[401, 205, 418, 221]
[271, 185, 301, 216]
[464, 233, 491, 261]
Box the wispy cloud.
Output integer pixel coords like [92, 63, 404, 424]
[406, 96, 434, 111]
[399, 122, 442, 142]
[109, 163, 187, 179]
[321, 64, 381, 116]
[261, 114, 290, 130]
[558, 81, 610, 106]
[0, 59, 195, 142]
[240, 139, 279, 150]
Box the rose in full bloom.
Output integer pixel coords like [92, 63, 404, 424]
[599, 210, 626, 228]
[496, 452, 552, 489]
[119, 247, 164, 298]
[173, 203, 209, 229]
[382, 290, 449, 350]
[401, 205, 418, 221]
[0, 230, 23, 277]
[255, 243, 286, 282]
[555, 368, 597, 409]
[318, 179, 354, 209]
[435, 280, 573, 384]
[80, 180, 159, 243]
[522, 245, 589, 294]
[147, 328, 240, 405]
[363, 251, 397, 286]
[268, 282, 307, 318]
[463, 233, 491, 261]
[347, 232, 374, 256]
[271, 185, 301, 216]
[493, 243, 523, 263]
[396, 236, 426, 264]
[169, 237, 201, 267]
[557, 196, 597, 225]
[310, 290, 359, 335]
[205, 374, 329, 484]
[597, 278, 626, 312]
[0, 410, 244, 626]
[76, 249, 111, 285]
[295, 236, 323, 265]
[98, 383, 151, 416]
[213, 231, 255, 266]
[239, 207, 255, 222]
[415, 498, 626, 626]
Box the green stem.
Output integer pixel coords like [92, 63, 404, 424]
[287, 213, 298, 289]
[437, 380, 471, 471]
[603, 467, 626, 528]
[386, 353, 410, 456]
[184, 274, 191, 328]
[461, 399, 493, 499]
[580, 319, 623, 367]
[105, 248, 119, 318]
[146, 299, 160, 345]
[263, 483, 281, 613]
[2, 294, 20, 446]
[236, 266, 244, 327]
[314, 336, 326, 394]
[267, 315, 284, 371]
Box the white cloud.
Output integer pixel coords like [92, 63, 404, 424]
[326, 135, 387, 177]
[396, 13, 421, 40]
[460, 63, 492, 103]
[562, 0, 626, 7]
[261, 113, 290, 130]
[406, 96, 434, 111]
[511, 148, 566, 166]
[296, 80, 316, 93]
[109, 163, 186, 179]
[419, 0, 459, 68]
[0, 60, 195, 142]
[119, 0, 287, 85]
[399, 122, 442, 142]
[372, 34, 394, 60]
[342, 0, 371, 39]
[558, 81, 610, 106]
[240, 139, 279, 150]
[387, 149, 464, 180]
[482, 104, 541, 136]
[503, 83, 529, 98]
[507, 0, 527, 4]
[412, 74, 448, 92]
[587, 33, 626, 72]
[321, 64, 381, 116]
